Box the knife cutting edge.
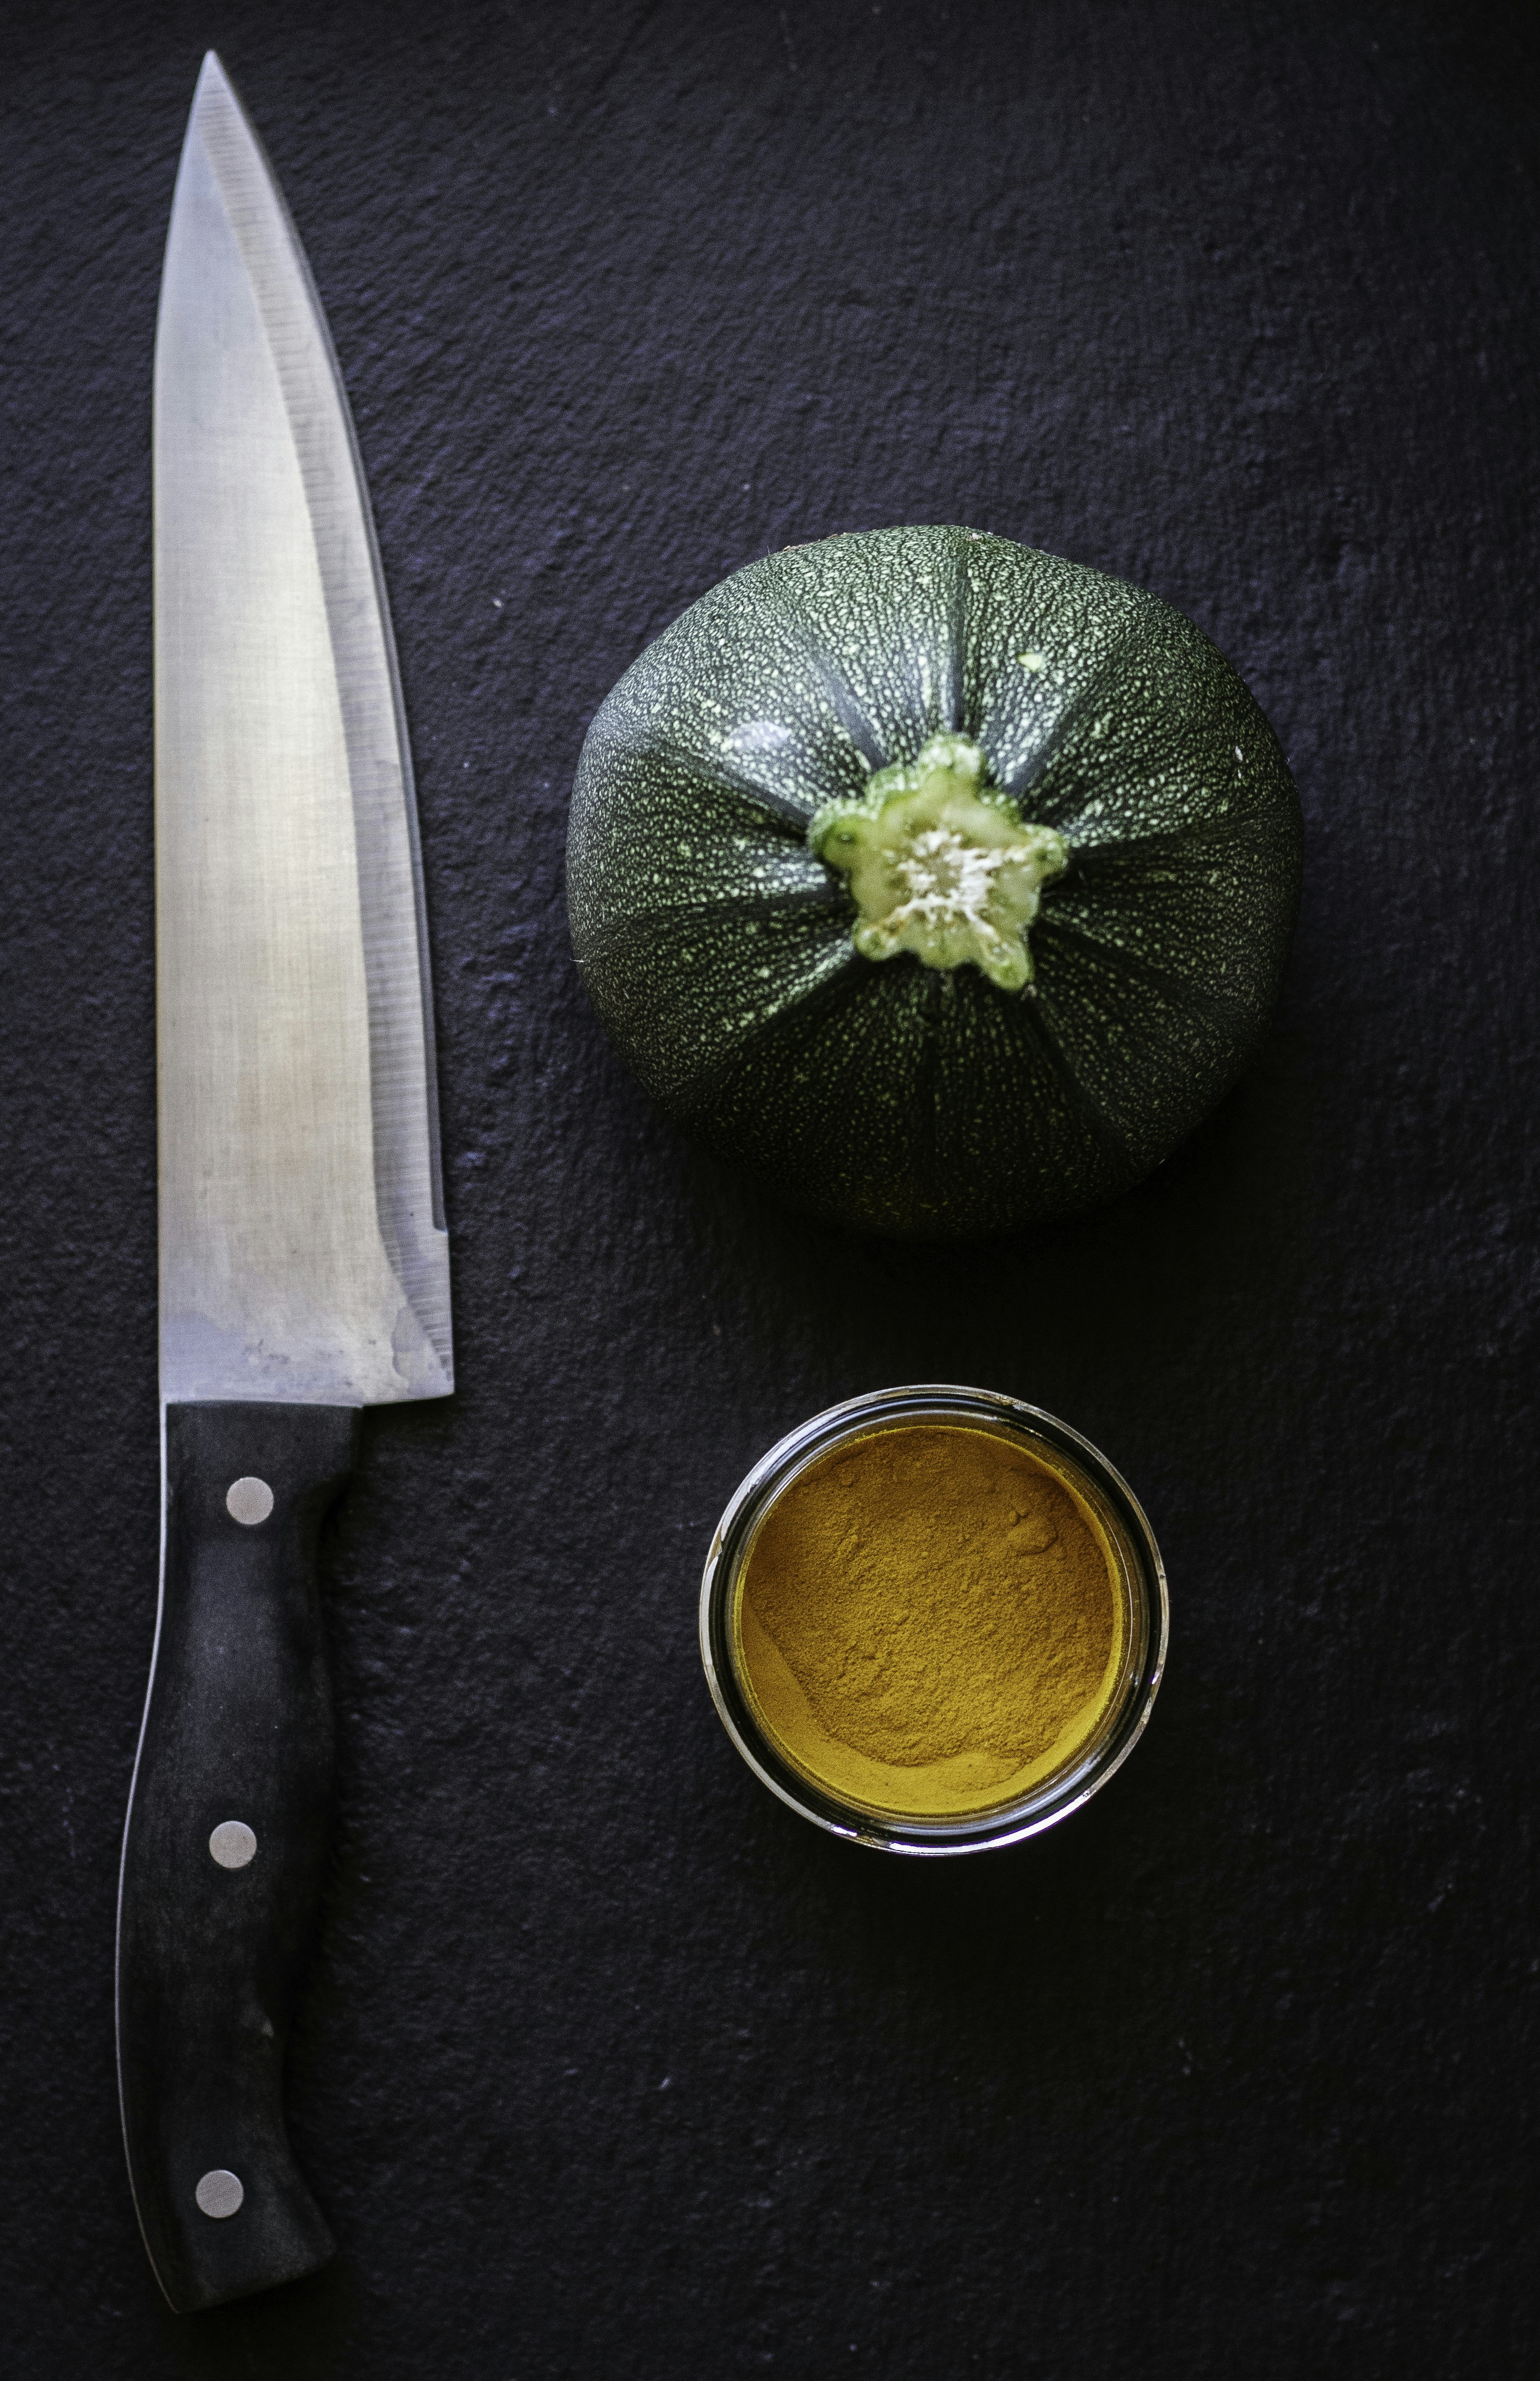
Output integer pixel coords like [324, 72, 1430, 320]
[116, 53, 452, 2312]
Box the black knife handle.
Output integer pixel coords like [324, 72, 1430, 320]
[116, 1400, 360, 2313]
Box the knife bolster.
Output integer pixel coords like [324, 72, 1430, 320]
[116, 1400, 360, 2313]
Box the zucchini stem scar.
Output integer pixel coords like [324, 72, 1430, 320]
[808, 732, 1068, 991]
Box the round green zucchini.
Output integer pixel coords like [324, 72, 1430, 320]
[567, 525, 1301, 1240]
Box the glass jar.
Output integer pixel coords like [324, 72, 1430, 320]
[700, 1384, 1167, 1856]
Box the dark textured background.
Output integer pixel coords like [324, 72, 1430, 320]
[2, 1, 1537, 2371]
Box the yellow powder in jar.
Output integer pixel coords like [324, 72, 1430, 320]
[733, 1422, 1127, 1818]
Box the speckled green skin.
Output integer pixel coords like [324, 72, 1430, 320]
[567, 525, 1302, 1240]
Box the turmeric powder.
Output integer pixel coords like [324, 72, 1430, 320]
[733, 1422, 1125, 1819]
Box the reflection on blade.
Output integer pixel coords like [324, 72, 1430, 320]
[156, 54, 451, 1407]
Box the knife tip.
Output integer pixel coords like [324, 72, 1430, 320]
[191, 50, 240, 117]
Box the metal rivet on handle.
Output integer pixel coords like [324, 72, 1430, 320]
[226, 1476, 274, 1526]
[195, 2169, 244, 2220]
[208, 1820, 257, 1870]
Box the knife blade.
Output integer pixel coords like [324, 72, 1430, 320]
[116, 52, 453, 2315]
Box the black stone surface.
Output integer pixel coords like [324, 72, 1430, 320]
[2, 1, 1536, 2371]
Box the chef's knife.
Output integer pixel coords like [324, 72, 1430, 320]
[116, 53, 453, 2315]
